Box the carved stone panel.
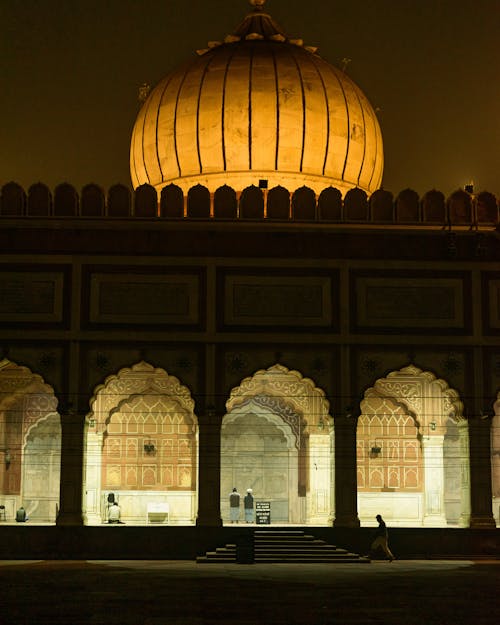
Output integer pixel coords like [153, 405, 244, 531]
[89, 273, 200, 325]
[222, 273, 334, 328]
[0, 271, 64, 323]
[353, 274, 468, 332]
[486, 278, 500, 332]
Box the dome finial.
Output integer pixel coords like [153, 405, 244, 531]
[249, 0, 266, 10]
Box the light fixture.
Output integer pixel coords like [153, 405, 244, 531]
[430, 421, 436, 431]
[370, 441, 381, 455]
[89, 417, 96, 428]
[144, 442, 155, 454]
[318, 417, 324, 431]
[5, 449, 11, 466]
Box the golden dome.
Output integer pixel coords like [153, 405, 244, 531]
[130, 1, 383, 196]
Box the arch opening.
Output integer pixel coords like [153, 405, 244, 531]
[83, 361, 198, 525]
[492, 392, 500, 526]
[221, 364, 334, 525]
[357, 365, 470, 527]
[0, 359, 61, 523]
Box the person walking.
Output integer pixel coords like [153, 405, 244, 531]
[229, 487, 240, 523]
[370, 514, 395, 561]
[244, 488, 254, 523]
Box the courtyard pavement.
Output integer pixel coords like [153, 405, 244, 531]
[0, 559, 498, 624]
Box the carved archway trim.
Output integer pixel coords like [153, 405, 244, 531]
[222, 399, 299, 450]
[88, 361, 196, 432]
[365, 364, 465, 427]
[226, 363, 331, 429]
[0, 358, 57, 412]
[0, 359, 59, 439]
[494, 390, 500, 416]
[23, 411, 61, 446]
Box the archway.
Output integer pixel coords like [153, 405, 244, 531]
[357, 365, 470, 527]
[83, 362, 198, 525]
[492, 392, 500, 526]
[221, 364, 333, 525]
[0, 359, 61, 522]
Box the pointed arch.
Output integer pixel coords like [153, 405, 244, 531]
[491, 392, 500, 524]
[0, 359, 61, 522]
[222, 363, 334, 525]
[84, 361, 197, 525]
[226, 363, 331, 433]
[357, 364, 470, 527]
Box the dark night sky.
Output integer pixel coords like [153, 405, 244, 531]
[1, 0, 499, 196]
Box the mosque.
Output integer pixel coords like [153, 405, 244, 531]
[0, 0, 499, 555]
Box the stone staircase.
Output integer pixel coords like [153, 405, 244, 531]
[197, 529, 370, 563]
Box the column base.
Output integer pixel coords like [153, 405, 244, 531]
[458, 513, 471, 528]
[196, 514, 223, 527]
[56, 511, 84, 526]
[422, 514, 448, 527]
[469, 513, 496, 529]
[333, 513, 360, 528]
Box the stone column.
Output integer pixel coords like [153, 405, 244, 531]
[56, 407, 84, 526]
[307, 433, 332, 524]
[469, 417, 496, 528]
[458, 421, 471, 527]
[422, 435, 447, 525]
[82, 424, 103, 525]
[196, 407, 222, 526]
[334, 416, 360, 527]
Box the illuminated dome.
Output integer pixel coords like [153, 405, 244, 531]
[130, 0, 383, 196]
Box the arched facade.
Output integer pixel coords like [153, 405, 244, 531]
[492, 392, 500, 526]
[357, 365, 470, 527]
[0, 359, 61, 523]
[221, 364, 333, 525]
[83, 362, 198, 525]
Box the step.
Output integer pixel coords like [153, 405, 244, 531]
[255, 557, 370, 564]
[197, 530, 368, 564]
[254, 545, 348, 555]
[256, 536, 319, 541]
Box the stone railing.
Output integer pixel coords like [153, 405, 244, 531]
[0, 181, 498, 227]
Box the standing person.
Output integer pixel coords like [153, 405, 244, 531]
[370, 514, 395, 561]
[244, 488, 254, 523]
[229, 487, 240, 523]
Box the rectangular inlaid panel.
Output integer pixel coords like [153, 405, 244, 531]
[223, 275, 332, 327]
[354, 276, 465, 330]
[0, 271, 64, 322]
[89, 273, 199, 324]
[487, 278, 500, 331]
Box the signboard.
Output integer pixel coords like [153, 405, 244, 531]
[255, 501, 271, 525]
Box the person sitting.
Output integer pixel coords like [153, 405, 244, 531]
[108, 501, 122, 524]
[15, 506, 27, 522]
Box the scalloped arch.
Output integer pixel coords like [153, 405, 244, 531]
[88, 361, 196, 432]
[226, 363, 331, 428]
[364, 364, 465, 427]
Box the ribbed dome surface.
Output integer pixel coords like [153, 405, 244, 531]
[130, 4, 383, 196]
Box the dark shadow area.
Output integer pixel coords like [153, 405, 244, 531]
[0, 560, 498, 624]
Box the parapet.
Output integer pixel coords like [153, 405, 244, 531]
[0, 181, 498, 228]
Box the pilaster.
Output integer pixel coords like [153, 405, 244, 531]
[469, 417, 496, 528]
[196, 406, 223, 526]
[422, 435, 447, 526]
[57, 407, 84, 526]
[334, 415, 360, 527]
